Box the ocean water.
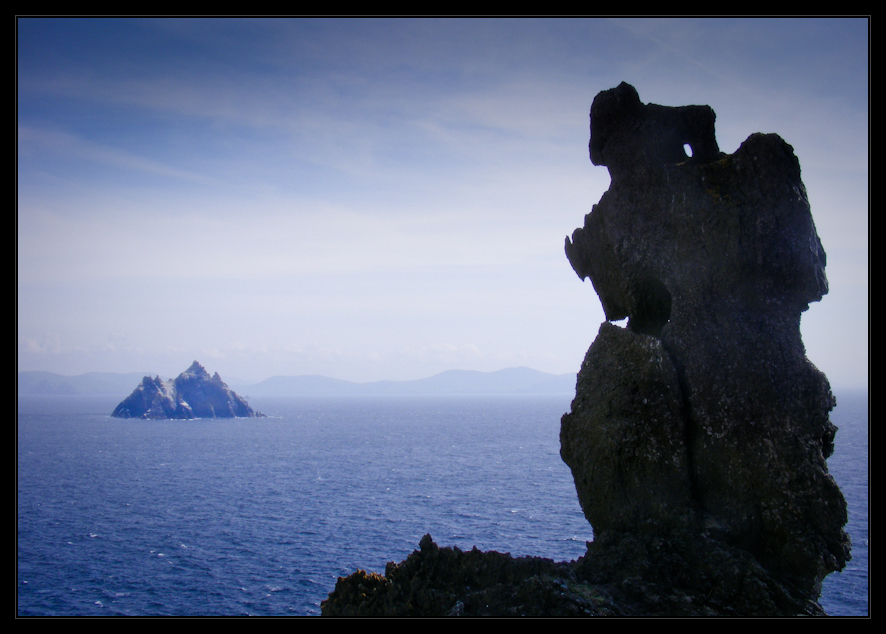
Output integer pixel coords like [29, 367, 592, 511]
[17, 392, 868, 617]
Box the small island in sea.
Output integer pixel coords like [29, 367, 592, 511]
[111, 361, 263, 419]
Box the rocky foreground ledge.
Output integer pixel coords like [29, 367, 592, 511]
[321, 533, 825, 617]
[322, 84, 849, 617]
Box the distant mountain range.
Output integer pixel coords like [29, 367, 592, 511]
[17, 370, 154, 397]
[17, 367, 577, 398]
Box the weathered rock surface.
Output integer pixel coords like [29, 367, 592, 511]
[561, 82, 849, 605]
[111, 361, 262, 419]
[321, 533, 826, 617]
[322, 534, 614, 617]
[322, 83, 849, 616]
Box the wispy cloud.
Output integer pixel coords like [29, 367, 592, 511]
[17, 18, 868, 387]
[19, 125, 219, 185]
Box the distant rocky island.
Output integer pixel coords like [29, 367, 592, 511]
[111, 361, 263, 419]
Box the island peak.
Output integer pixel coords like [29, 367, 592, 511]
[111, 361, 262, 420]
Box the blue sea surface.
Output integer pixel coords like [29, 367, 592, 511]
[819, 389, 869, 617]
[17, 392, 868, 616]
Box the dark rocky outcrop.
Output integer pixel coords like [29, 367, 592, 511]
[322, 84, 849, 616]
[111, 361, 262, 419]
[560, 83, 848, 605]
[322, 533, 827, 617]
[322, 534, 616, 617]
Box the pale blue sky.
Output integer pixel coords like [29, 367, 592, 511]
[17, 17, 868, 387]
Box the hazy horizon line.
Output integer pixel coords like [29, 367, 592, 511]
[16, 365, 870, 395]
[16, 363, 576, 384]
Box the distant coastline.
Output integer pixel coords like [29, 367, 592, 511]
[17, 367, 579, 398]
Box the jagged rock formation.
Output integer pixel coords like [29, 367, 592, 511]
[561, 83, 849, 606]
[321, 532, 829, 617]
[322, 84, 849, 616]
[111, 361, 262, 419]
[322, 534, 615, 617]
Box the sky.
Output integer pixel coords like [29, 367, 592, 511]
[17, 17, 869, 387]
